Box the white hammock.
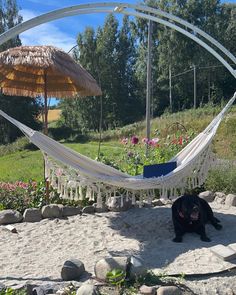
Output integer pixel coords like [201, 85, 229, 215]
[0, 91, 235, 205]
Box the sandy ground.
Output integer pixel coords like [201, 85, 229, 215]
[1, 202, 236, 294]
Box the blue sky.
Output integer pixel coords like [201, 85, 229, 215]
[17, 0, 138, 52]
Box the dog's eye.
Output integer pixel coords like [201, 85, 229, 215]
[192, 206, 199, 213]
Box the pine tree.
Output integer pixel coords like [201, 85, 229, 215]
[0, 0, 40, 144]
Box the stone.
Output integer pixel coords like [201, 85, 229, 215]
[0, 209, 22, 225]
[152, 199, 164, 207]
[198, 191, 215, 202]
[93, 203, 108, 213]
[210, 244, 236, 261]
[82, 206, 95, 214]
[215, 192, 226, 198]
[156, 286, 182, 295]
[107, 196, 132, 212]
[62, 206, 82, 217]
[23, 208, 42, 222]
[61, 259, 85, 281]
[215, 195, 226, 205]
[128, 256, 147, 279]
[94, 256, 128, 281]
[228, 243, 236, 252]
[41, 204, 62, 219]
[139, 284, 156, 294]
[11, 283, 34, 295]
[76, 284, 99, 295]
[4, 224, 17, 233]
[225, 194, 236, 207]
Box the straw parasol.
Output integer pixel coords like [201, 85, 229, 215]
[0, 45, 102, 134]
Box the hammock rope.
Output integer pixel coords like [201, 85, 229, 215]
[0, 91, 235, 205]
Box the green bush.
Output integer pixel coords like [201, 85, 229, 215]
[205, 166, 236, 194]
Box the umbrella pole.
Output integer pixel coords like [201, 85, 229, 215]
[44, 71, 50, 203]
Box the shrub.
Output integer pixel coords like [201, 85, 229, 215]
[204, 166, 236, 194]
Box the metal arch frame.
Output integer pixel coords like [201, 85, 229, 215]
[0, 2, 235, 79]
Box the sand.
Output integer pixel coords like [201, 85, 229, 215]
[1, 202, 236, 294]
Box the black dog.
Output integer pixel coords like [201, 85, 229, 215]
[172, 194, 222, 242]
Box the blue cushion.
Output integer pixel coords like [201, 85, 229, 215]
[143, 161, 177, 178]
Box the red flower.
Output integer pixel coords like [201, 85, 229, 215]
[131, 136, 139, 145]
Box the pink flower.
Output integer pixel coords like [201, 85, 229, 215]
[131, 136, 139, 145]
[152, 137, 160, 144]
[142, 137, 148, 144]
[121, 137, 128, 145]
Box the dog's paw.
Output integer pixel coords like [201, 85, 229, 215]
[173, 236, 182, 243]
[201, 236, 211, 242]
[214, 223, 222, 230]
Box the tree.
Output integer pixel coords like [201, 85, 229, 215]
[0, 0, 40, 144]
[60, 14, 141, 132]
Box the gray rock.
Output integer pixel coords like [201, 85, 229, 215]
[156, 286, 182, 295]
[215, 195, 226, 205]
[82, 206, 95, 214]
[23, 208, 42, 222]
[107, 196, 132, 212]
[41, 204, 62, 219]
[62, 206, 81, 217]
[93, 203, 108, 213]
[225, 194, 236, 206]
[94, 256, 128, 281]
[61, 259, 85, 281]
[152, 199, 164, 207]
[199, 191, 215, 202]
[215, 192, 226, 198]
[128, 256, 147, 279]
[139, 284, 156, 295]
[76, 284, 99, 295]
[11, 283, 35, 295]
[0, 209, 22, 225]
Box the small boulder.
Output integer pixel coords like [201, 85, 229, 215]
[199, 191, 215, 202]
[139, 284, 156, 295]
[93, 203, 108, 213]
[82, 206, 95, 214]
[62, 206, 82, 217]
[107, 196, 132, 212]
[76, 284, 99, 295]
[152, 199, 164, 207]
[23, 208, 42, 222]
[157, 286, 182, 295]
[41, 204, 62, 219]
[0, 209, 22, 225]
[128, 256, 147, 279]
[225, 194, 236, 207]
[61, 259, 85, 281]
[94, 256, 128, 281]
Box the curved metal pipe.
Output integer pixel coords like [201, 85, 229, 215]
[0, 2, 235, 78]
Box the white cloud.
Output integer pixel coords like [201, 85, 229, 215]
[19, 9, 77, 52]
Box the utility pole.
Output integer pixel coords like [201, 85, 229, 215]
[146, 19, 153, 156]
[169, 64, 172, 112]
[193, 64, 197, 109]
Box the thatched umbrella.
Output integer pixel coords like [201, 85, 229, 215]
[0, 45, 102, 134]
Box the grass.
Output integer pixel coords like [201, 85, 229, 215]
[0, 103, 235, 182]
[0, 141, 123, 182]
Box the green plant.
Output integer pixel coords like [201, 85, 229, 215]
[106, 268, 126, 289]
[205, 166, 236, 193]
[0, 287, 28, 295]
